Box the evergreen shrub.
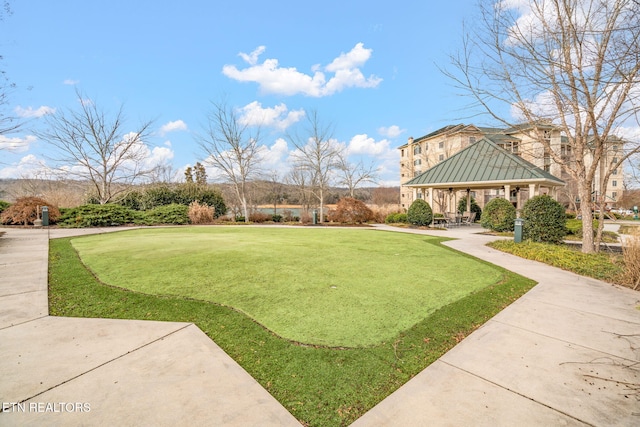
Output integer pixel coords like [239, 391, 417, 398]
[136, 204, 189, 225]
[480, 198, 516, 232]
[521, 195, 567, 244]
[58, 204, 137, 228]
[407, 199, 433, 226]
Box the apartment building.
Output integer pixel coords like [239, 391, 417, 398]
[399, 123, 621, 211]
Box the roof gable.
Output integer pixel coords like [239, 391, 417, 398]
[404, 138, 565, 187]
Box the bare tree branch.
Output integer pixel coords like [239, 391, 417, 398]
[197, 100, 263, 222]
[35, 90, 156, 204]
[444, 0, 640, 253]
[287, 110, 340, 222]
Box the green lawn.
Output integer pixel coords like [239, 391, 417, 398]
[50, 227, 535, 426]
[70, 227, 504, 347]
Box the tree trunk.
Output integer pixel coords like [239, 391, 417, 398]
[578, 183, 595, 254]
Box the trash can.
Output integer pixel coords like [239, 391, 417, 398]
[514, 218, 524, 243]
[312, 209, 318, 225]
[41, 206, 49, 226]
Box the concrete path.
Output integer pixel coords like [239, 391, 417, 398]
[1, 225, 639, 426]
[354, 225, 640, 426]
[0, 227, 300, 426]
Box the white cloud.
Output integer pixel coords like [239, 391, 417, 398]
[0, 135, 37, 152]
[261, 138, 290, 169]
[239, 46, 266, 66]
[15, 105, 55, 118]
[0, 154, 47, 179]
[238, 102, 305, 131]
[378, 125, 405, 139]
[159, 119, 188, 136]
[347, 134, 391, 156]
[222, 43, 382, 97]
[63, 79, 79, 85]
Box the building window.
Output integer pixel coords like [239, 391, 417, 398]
[612, 157, 618, 163]
[438, 154, 445, 161]
[414, 170, 421, 177]
[512, 141, 520, 155]
[612, 192, 617, 199]
[401, 149, 405, 157]
[612, 180, 617, 187]
[413, 159, 422, 166]
[438, 141, 444, 149]
[413, 145, 422, 155]
[469, 136, 476, 144]
[543, 130, 551, 140]
[613, 168, 618, 175]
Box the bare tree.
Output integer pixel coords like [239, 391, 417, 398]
[446, 0, 640, 253]
[336, 154, 379, 198]
[288, 111, 340, 222]
[36, 91, 155, 204]
[197, 100, 263, 222]
[286, 165, 313, 214]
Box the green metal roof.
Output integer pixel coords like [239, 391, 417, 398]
[404, 138, 565, 188]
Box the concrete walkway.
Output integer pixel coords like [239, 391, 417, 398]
[0, 225, 638, 426]
[355, 225, 640, 426]
[0, 227, 300, 426]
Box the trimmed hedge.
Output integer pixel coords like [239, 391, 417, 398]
[521, 195, 567, 244]
[58, 204, 137, 228]
[135, 204, 189, 225]
[385, 212, 408, 224]
[480, 198, 516, 232]
[407, 199, 433, 226]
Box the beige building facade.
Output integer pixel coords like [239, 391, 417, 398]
[399, 123, 622, 211]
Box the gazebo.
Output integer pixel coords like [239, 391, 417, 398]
[403, 138, 565, 213]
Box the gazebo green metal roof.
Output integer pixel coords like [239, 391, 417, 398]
[404, 138, 565, 189]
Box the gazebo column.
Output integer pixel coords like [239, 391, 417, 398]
[529, 183, 537, 199]
[504, 184, 511, 202]
[428, 187, 433, 209]
[466, 188, 471, 213]
[412, 188, 417, 202]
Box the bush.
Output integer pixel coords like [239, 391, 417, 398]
[141, 184, 227, 218]
[407, 199, 433, 226]
[188, 201, 215, 224]
[248, 211, 272, 223]
[385, 212, 408, 224]
[0, 200, 10, 214]
[457, 196, 482, 219]
[521, 195, 567, 244]
[58, 204, 137, 228]
[136, 204, 189, 225]
[0, 197, 61, 225]
[328, 197, 374, 224]
[272, 214, 283, 223]
[115, 191, 144, 210]
[480, 198, 516, 232]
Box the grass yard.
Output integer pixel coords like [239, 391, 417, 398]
[49, 226, 535, 426]
[69, 227, 504, 347]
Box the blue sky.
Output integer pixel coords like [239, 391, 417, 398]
[0, 1, 485, 185]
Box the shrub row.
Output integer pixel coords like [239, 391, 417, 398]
[58, 203, 197, 227]
[113, 184, 226, 218]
